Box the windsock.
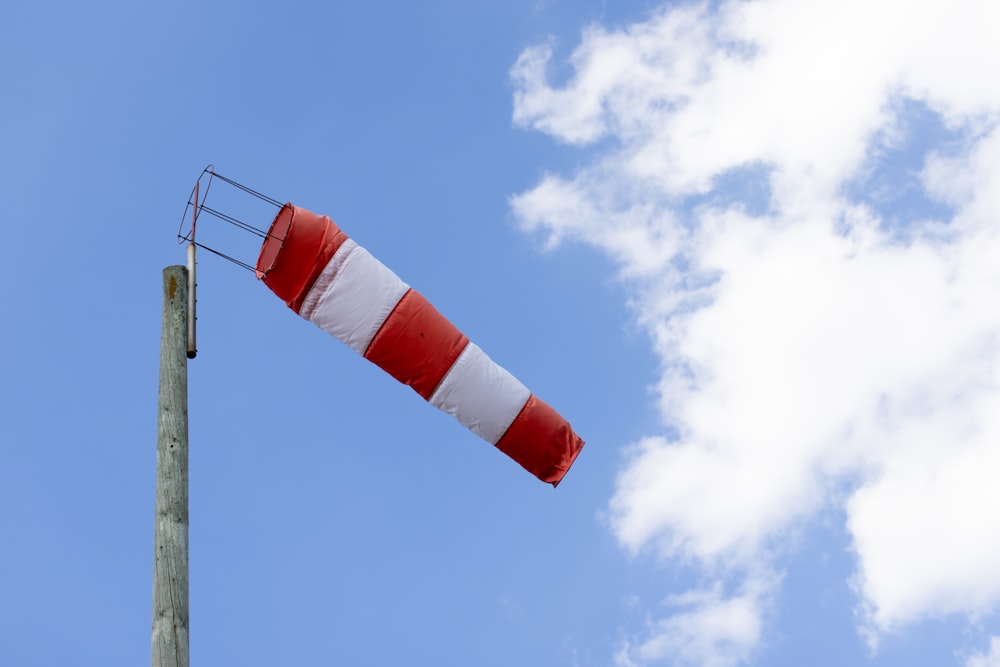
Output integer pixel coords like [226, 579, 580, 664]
[256, 204, 584, 486]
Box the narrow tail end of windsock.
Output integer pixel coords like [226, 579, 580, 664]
[551, 435, 585, 488]
[496, 394, 585, 487]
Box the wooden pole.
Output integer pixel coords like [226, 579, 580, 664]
[153, 265, 190, 667]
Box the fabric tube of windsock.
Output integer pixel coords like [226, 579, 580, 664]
[255, 204, 584, 486]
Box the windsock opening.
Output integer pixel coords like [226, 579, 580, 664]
[255, 204, 292, 279]
[255, 204, 350, 313]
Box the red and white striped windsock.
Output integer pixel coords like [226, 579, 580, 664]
[255, 204, 585, 486]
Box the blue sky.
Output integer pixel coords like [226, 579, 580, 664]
[3, 1, 1000, 666]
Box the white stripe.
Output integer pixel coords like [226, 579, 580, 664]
[429, 343, 531, 444]
[306, 243, 410, 354]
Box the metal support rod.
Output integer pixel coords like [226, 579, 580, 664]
[187, 244, 197, 359]
[152, 265, 190, 667]
[187, 180, 198, 360]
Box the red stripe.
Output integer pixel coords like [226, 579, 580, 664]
[257, 205, 349, 313]
[495, 395, 585, 486]
[364, 289, 469, 400]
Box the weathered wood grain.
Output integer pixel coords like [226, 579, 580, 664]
[153, 266, 189, 667]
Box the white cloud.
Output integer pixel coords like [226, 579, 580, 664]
[968, 637, 1000, 667]
[511, 0, 1000, 662]
[616, 580, 771, 667]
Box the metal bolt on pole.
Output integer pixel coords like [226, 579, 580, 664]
[152, 265, 190, 667]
